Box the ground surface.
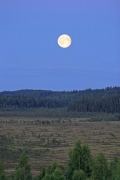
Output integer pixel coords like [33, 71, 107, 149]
[1, 116, 120, 177]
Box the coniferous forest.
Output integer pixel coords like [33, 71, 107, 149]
[0, 86, 120, 113]
[0, 87, 120, 180]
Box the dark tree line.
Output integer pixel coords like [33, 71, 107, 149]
[1, 140, 120, 180]
[68, 94, 120, 113]
[0, 96, 65, 108]
[0, 87, 120, 113]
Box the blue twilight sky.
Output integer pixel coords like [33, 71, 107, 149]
[0, 0, 120, 91]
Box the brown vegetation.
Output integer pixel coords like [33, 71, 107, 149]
[1, 116, 120, 177]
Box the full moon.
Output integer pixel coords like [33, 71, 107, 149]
[58, 34, 72, 48]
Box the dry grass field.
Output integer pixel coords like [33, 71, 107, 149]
[1, 116, 120, 177]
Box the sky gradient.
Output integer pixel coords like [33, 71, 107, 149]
[0, 0, 120, 91]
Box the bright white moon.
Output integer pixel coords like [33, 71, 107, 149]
[58, 34, 72, 48]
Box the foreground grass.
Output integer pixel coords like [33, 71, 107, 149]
[1, 115, 120, 177]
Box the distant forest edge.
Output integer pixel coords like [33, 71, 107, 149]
[0, 86, 120, 113]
